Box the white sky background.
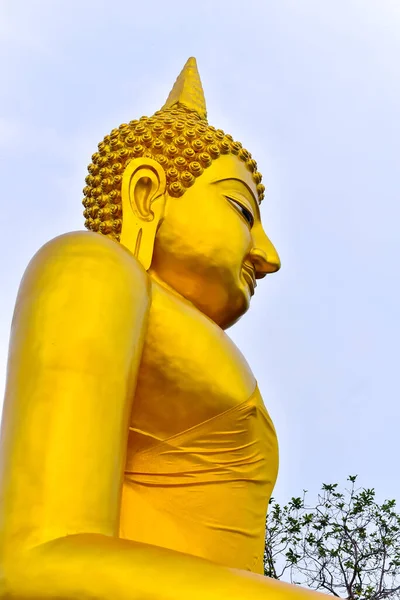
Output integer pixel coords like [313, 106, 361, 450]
[0, 0, 399, 506]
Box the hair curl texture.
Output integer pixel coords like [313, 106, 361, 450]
[82, 106, 264, 241]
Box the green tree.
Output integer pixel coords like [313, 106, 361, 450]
[265, 476, 400, 599]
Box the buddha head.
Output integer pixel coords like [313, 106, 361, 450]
[82, 58, 280, 328]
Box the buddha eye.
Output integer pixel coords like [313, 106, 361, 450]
[225, 196, 254, 228]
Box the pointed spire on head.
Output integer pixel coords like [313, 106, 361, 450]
[161, 57, 207, 120]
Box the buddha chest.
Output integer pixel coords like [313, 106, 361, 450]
[131, 279, 257, 449]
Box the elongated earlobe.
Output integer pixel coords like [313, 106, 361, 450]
[120, 159, 167, 270]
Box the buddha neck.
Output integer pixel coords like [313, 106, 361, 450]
[147, 268, 194, 306]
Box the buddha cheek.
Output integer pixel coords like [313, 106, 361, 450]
[198, 240, 253, 326]
[150, 198, 252, 321]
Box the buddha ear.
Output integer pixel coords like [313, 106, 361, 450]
[120, 157, 167, 270]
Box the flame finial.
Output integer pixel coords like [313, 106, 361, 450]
[161, 57, 207, 120]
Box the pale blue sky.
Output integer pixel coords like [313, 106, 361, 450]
[1, 0, 399, 505]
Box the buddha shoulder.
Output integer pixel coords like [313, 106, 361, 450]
[21, 231, 150, 304]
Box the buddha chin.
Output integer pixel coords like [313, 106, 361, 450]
[149, 229, 254, 329]
[170, 272, 252, 330]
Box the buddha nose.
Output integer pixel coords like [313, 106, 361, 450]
[250, 230, 281, 278]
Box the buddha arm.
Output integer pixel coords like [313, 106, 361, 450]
[4, 533, 324, 600]
[0, 231, 322, 600]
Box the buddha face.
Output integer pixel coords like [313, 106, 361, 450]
[149, 154, 280, 329]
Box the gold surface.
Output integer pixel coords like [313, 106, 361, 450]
[162, 56, 207, 119]
[0, 59, 327, 599]
[82, 57, 265, 242]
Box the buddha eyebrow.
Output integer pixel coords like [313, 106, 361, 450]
[211, 177, 260, 216]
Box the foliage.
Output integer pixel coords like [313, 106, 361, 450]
[265, 476, 400, 599]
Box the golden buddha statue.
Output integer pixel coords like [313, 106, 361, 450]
[0, 58, 324, 599]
